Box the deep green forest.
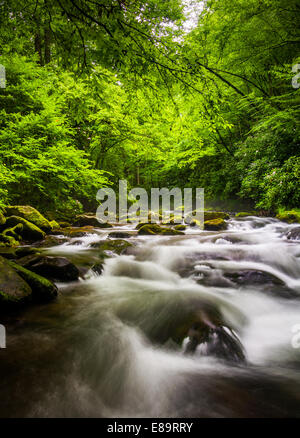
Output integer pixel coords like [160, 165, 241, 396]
[0, 0, 299, 218]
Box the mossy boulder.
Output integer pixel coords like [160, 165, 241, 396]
[138, 224, 184, 236]
[49, 220, 60, 229]
[58, 221, 71, 228]
[0, 211, 6, 226]
[91, 239, 133, 255]
[2, 223, 23, 241]
[74, 214, 112, 228]
[5, 206, 52, 232]
[135, 222, 153, 230]
[108, 231, 133, 239]
[5, 216, 45, 241]
[174, 224, 187, 231]
[276, 210, 300, 224]
[15, 247, 40, 258]
[204, 211, 230, 221]
[204, 218, 228, 231]
[35, 235, 69, 248]
[7, 260, 58, 303]
[0, 234, 20, 247]
[60, 226, 96, 238]
[0, 256, 32, 306]
[16, 255, 79, 282]
[235, 212, 256, 218]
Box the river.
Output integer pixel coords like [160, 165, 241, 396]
[1, 216, 300, 417]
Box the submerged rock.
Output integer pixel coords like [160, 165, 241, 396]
[204, 218, 227, 231]
[17, 255, 79, 282]
[0, 256, 32, 306]
[5, 206, 52, 232]
[7, 260, 58, 303]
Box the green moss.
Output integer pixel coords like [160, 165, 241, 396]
[49, 220, 60, 229]
[5, 216, 45, 241]
[204, 211, 230, 220]
[138, 224, 184, 235]
[235, 212, 256, 218]
[174, 224, 186, 231]
[2, 223, 23, 241]
[204, 218, 227, 231]
[276, 210, 300, 224]
[92, 239, 133, 255]
[0, 256, 32, 306]
[0, 212, 6, 226]
[7, 260, 58, 303]
[5, 206, 52, 232]
[0, 234, 20, 247]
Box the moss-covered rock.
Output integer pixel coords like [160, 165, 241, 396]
[138, 224, 184, 235]
[35, 235, 69, 248]
[74, 214, 112, 228]
[5, 206, 52, 232]
[15, 247, 40, 258]
[108, 231, 133, 239]
[7, 260, 58, 303]
[276, 210, 300, 224]
[204, 211, 230, 221]
[0, 211, 6, 226]
[5, 216, 45, 241]
[91, 239, 133, 255]
[2, 223, 23, 241]
[0, 256, 32, 306]
[174, 224, 187, 231]
[16, 255, 79, 282]
[49, 220, 60, 229]
[204, 218, 228, 231]
[235, 212, 256, 218]
[0, 234, 20, 247]
[58, 221, 71, 228]
[60, 226, 96, 238]
[189, 219, 201, 227]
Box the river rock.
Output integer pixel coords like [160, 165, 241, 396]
[0, 256, 32, 306]
[138, 224, 184, 235]
[5, 216, 45, 241]
[60, 226, 96, 238]
[0, 211, 6, 226]
[35, 235, 69, 248]
[108, 231, 133, 239]
[4, 206, 52, 232]
[91, 239, 133, 255]
[7, 260, 58, 303]
[276, 211, 300, 224]
[74, 213, 112, 228]
[204, 211, 230, 221]
[286, 227, 300, 241]
[17, 255, 79, 282]
[204, 218, 227, 231]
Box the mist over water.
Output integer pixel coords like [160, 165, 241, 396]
[1, 216, 300, 417]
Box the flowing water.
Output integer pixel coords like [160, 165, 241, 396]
[1, 216, 300, 418]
